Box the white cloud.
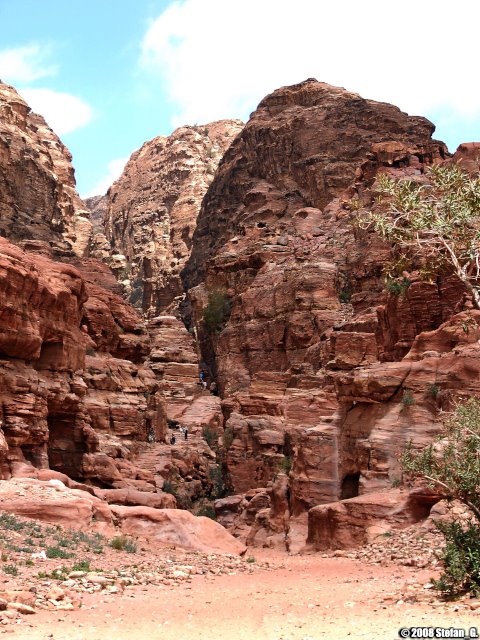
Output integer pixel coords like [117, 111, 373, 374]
[19, 88, 94, 136]
[0, 44, 57, 84]
[140, 0, 480, 129]
[82, 157, 129, 199]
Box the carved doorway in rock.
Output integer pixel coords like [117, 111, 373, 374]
[340, 471, 360, 500]
[47, 406, 85, 480]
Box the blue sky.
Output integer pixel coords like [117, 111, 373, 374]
[0, 0, 479, 198]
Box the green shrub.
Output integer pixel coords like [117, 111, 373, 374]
[3, 564, 18, 576]
[426, 383, 440, 399]
[339, 288, 352, 303]
[278, 455, 293, 475]
[401, 389, 415, 407]
[202, 289, 231, 334]
[0, 513, 25, 531]
[109, 535, 137, 553]
[46, 546, 74, 559]
[402, 397, 480, 596]
[202, 426, 218, 449]
[433, 520, 480, 597]
[72, 559, 91, 572]
[208, 465, 226, 499]
[222, 426, 235, 450]
[162, 480, 177, 496]
[386, 277, 411, 296]
[197, 505, 217, 520]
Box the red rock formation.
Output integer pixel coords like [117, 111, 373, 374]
[0, 82, 91, 256]
[0, 477, 245, 554]
[178, 80, 479, 547]
[0, 237, 166, 486]
[99, 120, 243, 315]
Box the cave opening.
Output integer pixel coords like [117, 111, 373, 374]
[47, 411, 85, 480]
[340, 472, 360, 500]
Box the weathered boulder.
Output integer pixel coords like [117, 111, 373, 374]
[306, 488, 441, 551]
[110, 505, 246, 555]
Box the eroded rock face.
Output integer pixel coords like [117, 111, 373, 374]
[183, 79, 445, 289]
[0, 237, 166, 486]
[0, 82, 91, 256]
[180, 79, 468, 538]
[99, 120, 243, 315]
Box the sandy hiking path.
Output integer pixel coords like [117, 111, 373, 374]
[14, 552, 480, 640]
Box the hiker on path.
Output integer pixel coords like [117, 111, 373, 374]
[170, 434, 176, 445]
[184, 426, 188, 440]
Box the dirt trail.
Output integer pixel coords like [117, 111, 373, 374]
[14, 551, 480, 640]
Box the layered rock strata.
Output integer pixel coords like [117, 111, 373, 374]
[96, 120, 243, 315]
[0, 234, 166, 489]
[0, 82, 91, 256]
[178, 79, 478, 546]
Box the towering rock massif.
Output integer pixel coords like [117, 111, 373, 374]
[95, 120, 243, 315]
[0, 82, 168, 491]
[0, 82, 92, 256]
[180, 79, 477, 547]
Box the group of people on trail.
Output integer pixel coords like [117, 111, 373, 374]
[169, 424, 188, 445]
[199, 370, 218, 396]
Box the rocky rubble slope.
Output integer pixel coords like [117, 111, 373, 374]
[89, 119, 243, 316]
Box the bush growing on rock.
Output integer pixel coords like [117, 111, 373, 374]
[202, 288, 231, 333]
[359, 165, 480, 308]
[402, 397, 480, 596]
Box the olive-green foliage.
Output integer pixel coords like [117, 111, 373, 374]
[202, 289, 231, 333]
[3, 564, 18, 576]
[109, 535, 137, 553]
[427, 383, 440, 399]
[278, 455, 293, 475]
[46, 546, 74, 560]
[402, 397, 480, 596]
[222, 426, 235, 450]
[433, 520, 480, 596]
[202, 426, 218, 449]
[208, 465, 227, 499]
[386, 277, 411, 296]
[401, 389, 415, 407]
[359, 165, 480, 308]
[196, 504, 217, 520]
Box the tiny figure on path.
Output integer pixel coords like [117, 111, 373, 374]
[184, 426, 188, 440]
[170, 434, 176, 445]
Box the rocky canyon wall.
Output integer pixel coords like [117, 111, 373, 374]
[178, 79, 479, 544]
[0, 83, 167, 491]
[90, 119, 243, 316]
[0, 82, 92, 257]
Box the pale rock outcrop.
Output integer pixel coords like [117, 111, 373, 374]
[111, 505, 246, 555]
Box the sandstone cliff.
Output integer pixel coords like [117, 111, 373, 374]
[0, 83, 169, 493]
[178, 79, 480, 547]
[96, 120, 243, 315]
[0, 82, 91, 256]
[0, 238, 166, 488]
